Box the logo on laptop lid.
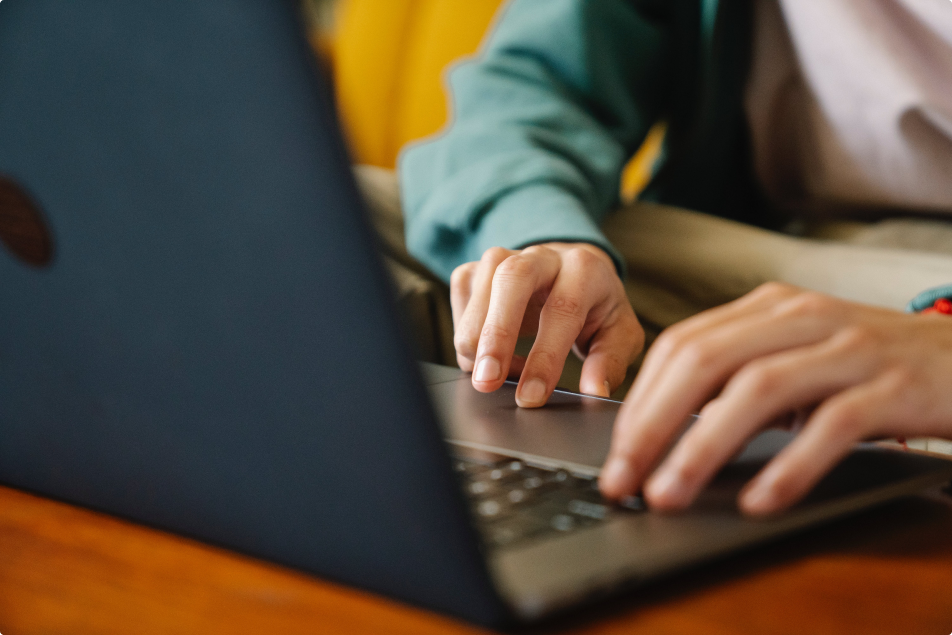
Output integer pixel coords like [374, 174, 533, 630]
[0, 176, 54, 267]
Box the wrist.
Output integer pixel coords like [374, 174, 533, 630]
[907, 284, 952, 314]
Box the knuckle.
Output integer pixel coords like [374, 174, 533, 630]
[562, 246, 602, 271]
[528, 348, 562, 373]
[733, 361, 782, 399]
[746, 281, 799, 304]
[835, 324, 880, 352]
[881, 366, 917, 400]
[494, 255, 535, 281]
[778, 292, 832, 318]
[480, 321, 512, 342]
[450, 263, 474, 288]
[755, 281, 794, 298]
[677, 340, 717, 369]
[521, 244, 550, 258]
[823, 401, 864, 436]
[651, 328, 685, 358]
[481, 246, 510, 264]
[546, 294, 585, 320]
[698, 398, 723, 419]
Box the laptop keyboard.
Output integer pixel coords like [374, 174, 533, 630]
[453, 454, 646, 550]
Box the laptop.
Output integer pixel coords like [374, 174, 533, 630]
[1, 0, 950, 627]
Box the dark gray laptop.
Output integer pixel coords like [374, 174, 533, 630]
[1, 0, 950, 627]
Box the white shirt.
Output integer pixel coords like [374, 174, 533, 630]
[745, 0, 952, 216]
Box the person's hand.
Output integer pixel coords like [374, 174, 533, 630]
[599, 282, 952, 516]
[451, 243, 644, 406]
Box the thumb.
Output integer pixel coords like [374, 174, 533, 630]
[578, 314, 644, 397]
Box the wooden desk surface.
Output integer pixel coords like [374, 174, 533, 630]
[1, 484, 951, 635]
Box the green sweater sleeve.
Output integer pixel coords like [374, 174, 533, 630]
[398, 0, 670, 281]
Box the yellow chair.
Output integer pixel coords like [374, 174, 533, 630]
[332, 0, 504, 169]
[329, 0, 662, 200]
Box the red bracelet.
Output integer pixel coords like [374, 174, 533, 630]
[921, 298, 952, 315]
[899, 295, 952, 449]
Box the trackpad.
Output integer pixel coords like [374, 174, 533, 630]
[429, 376, 798, 471]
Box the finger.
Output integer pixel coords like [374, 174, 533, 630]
[453, 248, 513, 372]
[514, 249, 608, 407]
[601, 291, 842, 500]
[643, 328, 879, 511]
[450, 263, 476, 369]
[577, 309, 643, 398]
[449, 263, 475, 332]
[738, 371, 906, 516]
[628, 282, 802, 406]
[473, 247, 562, 392]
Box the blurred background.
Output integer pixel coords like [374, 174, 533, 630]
[300, 0, 662, 200]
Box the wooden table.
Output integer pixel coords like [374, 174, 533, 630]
[1, 484, 951, 635]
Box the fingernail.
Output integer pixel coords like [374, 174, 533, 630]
[599, 456, 631, 492]
[645, 469, 689, 508]
[740, 481, 777, 516]
[474, 357, 501, 383]
[517, 378, 547, 406]
[601, 380, 612, 398]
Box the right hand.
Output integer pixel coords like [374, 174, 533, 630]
[450, 243, 644, 407]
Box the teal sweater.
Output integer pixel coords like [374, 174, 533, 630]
[399, 0, 778, 281]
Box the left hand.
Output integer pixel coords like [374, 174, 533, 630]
[450, 243, 643, 406]
[599, 282, 952, 516]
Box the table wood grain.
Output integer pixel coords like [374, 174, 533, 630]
[1, 484, 951, 634]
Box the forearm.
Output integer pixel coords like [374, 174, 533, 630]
[399, 0, 672, 281]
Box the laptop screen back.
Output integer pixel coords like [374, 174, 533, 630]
[0, 0, 505, 624]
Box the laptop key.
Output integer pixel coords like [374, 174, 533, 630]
[455, 452, 647, 549]
[507, 488, 528, 504]
[522, 475, 544, 490]
[566, 499, 609, 520]
[484, 514, 549, 547]
[550, 513, 576, 532]
[468, 480, 494, 496]
[476, 499, 506, 519]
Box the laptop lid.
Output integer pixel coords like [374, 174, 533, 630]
[0, 0, 507, 625]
